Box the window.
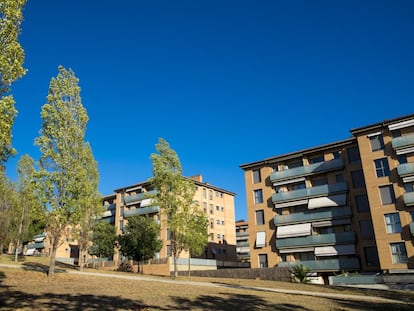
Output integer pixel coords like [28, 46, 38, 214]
[355, 194, 370, 213]
[364, 247, 379, 266]
[333, 151, 341, 159]
[210, 218, 214, 229]
[319, 227, 334, 234]
[379, 185, 395, 205]
[216, 205, 220, 211]
[398, 154, 407, 164]
[351, 170, 365, 188]
[309, 155, 324, 164]
[359, 219, 374, 238]
[209, 190, 213, 200]
[202, 188, 206, 199]
[216, 191, 223, 198]
[335, 174, 344, 183]
[390, 242, 408, 264]
[255, 210, 265, 225]
[254, 189, 263, 204]
[253, 169, 262, 183]
[404, 182, 414, 193]
[369, 134, 384, 151]
[374, 158, 390, 177]
[167, 245, 172, 256]
[209, 204, 213, 214]
[384, 213, 402, 233]
[258, 254, 268, 268]
[311, 177, 327, 187]
[392, 130, 401, 138]
[347, 147, 361, 164]
[120, 220, 124, 232]
[216, 219, 220, 225]
[166, 230, 172, 240]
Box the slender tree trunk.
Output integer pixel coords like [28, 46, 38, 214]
[14, 239, 20, 262]
[48, 238, 58, 277]
[14, 206, 25, 262]
[173, 253, 178, 278]
[187, 254, 191, 277]
[79, 247, 84, 271]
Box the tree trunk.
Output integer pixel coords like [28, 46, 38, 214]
[173, 254, 178, 278]
[14, 239, 20, 262]
[48, 239, 58, 277]
[187, 253, 191, 277]
[79, 247, 84, 271]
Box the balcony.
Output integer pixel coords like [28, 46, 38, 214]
[274, 206, 351, 226]
[403, 192, 414, 206]
[27, 242, 45, 249]
[392, 134, 414, 150]
[123, 205, 160, 217]
[270, 158, 344, 183]
[278, 258, 360, 272]
[103, 203, 116, 210]
[276, 231, 355, 249]
[272, 182, 348, 204]
[236, 231, 249, 237]
[123, 190, 157, 205]
[397, 162, 414, 177]
[237, 241, 250, 247]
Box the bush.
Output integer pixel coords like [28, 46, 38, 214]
[290, 264, 312, 283]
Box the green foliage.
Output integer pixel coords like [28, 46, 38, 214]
[0, 170, 16, 252]
[34, 66, 97, 276]
[290, 264, 312, 283]
[150, 138, 208, 277]
[0, 0, 27, 167]
[118, 216, 162, 273]
[89, 221, 117, 259]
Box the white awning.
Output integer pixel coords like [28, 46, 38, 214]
[140, 198, 152, 207]
[396, 147, 414, 155]
[279, 247, 314, 254]
[275, 199, 308, 209]
[312, 218, 351, 228]
[25, 248, 35, 256]
[255, 231, 266, 248]
[276, 223, 312, 238]
[34, 236, 45, 242]
[367, 131, 382, 138]
[308, 194, 346, 209]
[403, 176, 414, 183]
[314, 244, 355, 257]
[273, 177, 306, 187]
[388, 119, 414, 131]
[102, 210, 113, 217]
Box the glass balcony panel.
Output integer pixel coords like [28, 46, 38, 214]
[124, 205, 160, 217]
[274, 206, 351, 226]
[397, 163, 414, 177]
[278, 258, 360, 271]
[404, 192, 414, 206]
[270, 158, 344, 183]
[276, 231, 355, 249]
[124, 190, 157, 205]
[392, 134, 414, 149]
[236, 231, 249, 237]
[272, 182, 348, 204]
[27, 242, 45, 249]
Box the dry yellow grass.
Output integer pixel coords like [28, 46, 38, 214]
[0, 255, 413, 310]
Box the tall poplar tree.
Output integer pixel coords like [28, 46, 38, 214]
[0, 0, 27, 168]
[150, 138, 208, 277]
[10, 154, 44, 262]
[35, 66, 99, 276]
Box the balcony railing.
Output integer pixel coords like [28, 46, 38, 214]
[237, 241, 249, 247]
[236, 231, 249, 237]
[272, 182, 348, 204]
[404, 192, 414, 206]
[27, 242, 45, 249]
[392, 134, 414, 150]
[270, 158, 344, 183]
[103, 203, 116, 210]
[274, 206, 351, 226]
[276, 231, 355, 249]
[123, 205, 160, 217]
[278, 258, 360, 272]
[123, 190, 157, 205]
[397, 162, 414, 177]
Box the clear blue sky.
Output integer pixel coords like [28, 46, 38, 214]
[5, 0, 414, 221]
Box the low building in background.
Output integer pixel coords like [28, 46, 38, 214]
[236, 220, 250, 265]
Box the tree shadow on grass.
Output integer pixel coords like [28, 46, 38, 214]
[170, 292, 310, 311]
[0, 289, 151, 310]
[333, 298, 414, 311]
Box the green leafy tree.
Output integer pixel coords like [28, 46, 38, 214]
[290, 264, 312, 283]
[73, 144, 101, 270]
[34, 66, 97, 277]
[0, 170, 15, 253]
[10, 155, 45, 262]
[118, 216, 162, 274]
[0, 0, 27, 167]
[150, 138, 207, 277]
[89, 221, 117, 259]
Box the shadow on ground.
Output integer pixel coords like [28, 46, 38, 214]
[170, 292, 310, 311]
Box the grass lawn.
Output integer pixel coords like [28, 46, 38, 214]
[1, 255, 414, 310]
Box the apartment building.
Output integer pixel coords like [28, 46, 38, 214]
[102, 174, 237, 263]
[236, 220, 250, 263]
[240, 113, 414, 275]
